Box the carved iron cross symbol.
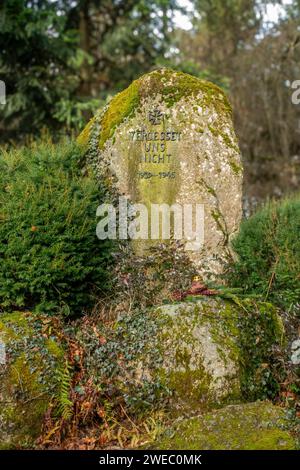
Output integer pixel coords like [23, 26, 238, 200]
[148, 108, 164, 125]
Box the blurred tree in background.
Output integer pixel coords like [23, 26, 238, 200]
[178, 0, 300, 202]
[0, 0, 181, 139]
[0, 0, 300, 202]
[0, 0, 86, 138]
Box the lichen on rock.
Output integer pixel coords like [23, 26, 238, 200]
[155, 297, 283, 413]
[0, 312, 65, 449]
[156, 299, 240, 411]
[153, 401, 297, 450]
[78, 68, 233, 151]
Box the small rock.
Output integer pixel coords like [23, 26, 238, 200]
[291, 338, 300, 365]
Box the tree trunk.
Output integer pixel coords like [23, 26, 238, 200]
[79, 0, 91, 96]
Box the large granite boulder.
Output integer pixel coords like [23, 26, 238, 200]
[78, 68, 243, 277]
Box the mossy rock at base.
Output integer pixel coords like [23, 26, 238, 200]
[153, 298, 283, 413]
[0, 312, 65, 449]
[93, 297, 284, 415]
[155, 299, 240, 411]
[153, 401, 297, 450]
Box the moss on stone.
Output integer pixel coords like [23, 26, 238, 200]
[77, 68, 242, 274]
[1, 354, 49, 445]
[77, 115, 97, 147]
[228, 159, 243, 175]
[157, 312, 214, 411]
[141, 69, 232, 117]
[78, 68, 233, 151]
[154, 401, 296, 450]
[161, 367, 213, 413]
[98, 80, 140, 149]
[155, 299, 240, 412]
[0, 311, 33, 340]
[219, 131, 239, 153]
[153, 297, 284, 413]
[0, 312, 65, 449]
[208, 124, 241, 157]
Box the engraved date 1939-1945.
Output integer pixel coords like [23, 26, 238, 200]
[138, 171, 176, 179]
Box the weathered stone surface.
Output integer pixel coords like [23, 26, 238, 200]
[155, 299, 241, 410]
[79, 68, 243, 276]
[0, 312, 65, 449]
[87, 298, 283, 414]
[291, 339, 300, 365]
[153, 298, 283, 412]
[153, 401, 297, 450]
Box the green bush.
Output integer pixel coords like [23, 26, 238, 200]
[0, 138, 114, 315]
[227, 194, 300, 310]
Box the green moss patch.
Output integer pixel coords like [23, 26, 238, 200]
[0, 312, 65, 449]
[139, 69, 232, 116]
[77, 115, 97, 147]
[99, 81, 139, 149]
[208, 124, 240, 156]
[155, 401, 296, 450]
[78, 68, 232, 151]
